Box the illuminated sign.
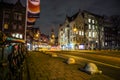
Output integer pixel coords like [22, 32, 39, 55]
[79, 45, 85, 49]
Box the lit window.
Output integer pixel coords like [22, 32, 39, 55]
[89, 24, 91, 29]
[88, 18, 91, 23]
[76, 31, 78, 34]
[92, 20, 95, 24]
[89, 32, 91, 37]
[79, 31, 81, 35]
[12, 34, 15, 37]
[4, 23, 8, 29]
[105, 42, 107, 46]
[20, 34, 23, 39]
[16, 33, 19, 38]
[93, 32, 95, 37]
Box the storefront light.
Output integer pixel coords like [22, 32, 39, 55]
[16, 33, 19, 38]
[19, 34, 23, 39]
[79, 45, 85, 49]
[12, 34, 15, 37]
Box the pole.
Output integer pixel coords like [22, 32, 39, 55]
[25, 0, 28, 42]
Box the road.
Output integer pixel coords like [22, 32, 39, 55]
[48, 51, 120, 80]
[25, 51, 117, 80]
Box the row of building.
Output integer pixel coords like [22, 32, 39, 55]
[58, 10, 120, 50]
[0, 0, 25, 39]
[26, 27, 56, 50]
[0, 0, 56, 50]
[1, 0, 120, 50]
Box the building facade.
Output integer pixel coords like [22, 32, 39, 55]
[49, 28, 55, 46]
[103, 15, 120, 49]
[26, 27, 40, 50]
[59, 10, 104, 50]
[0, 0, 25, 39]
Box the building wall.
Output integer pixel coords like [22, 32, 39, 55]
[103, 16, 119, 49]
[58, 10, 104, 50]
[0, 1, 25, 39]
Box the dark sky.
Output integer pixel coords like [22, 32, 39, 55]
[2, 0, 120, 36]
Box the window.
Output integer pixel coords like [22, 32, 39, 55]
[105, 42, 107, 46]
[89, 24, 91, 29]
[14, 13, 22, 20]
[76, 31, 78, 34]
[19, 25, 22, 30]
[88, 18, 91, 23]
[96, 26, 98, 29]
[89, 32, 91, 37]
[19, 34, 23, 39]
[79, 31, 81, 35]
[4, 23, 8, 29]
[92, 20, 95, 24]
[12, 34, 15, 37]
[18, 14, 22, 21]
[13, 24, 17, 30]
[16, 33, 19, 38]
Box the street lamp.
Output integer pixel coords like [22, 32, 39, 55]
[52, 34, 55, 38]
[33, 32, 40, 41]
[73, 27, 77, 32]
[35, 33, 39, 37]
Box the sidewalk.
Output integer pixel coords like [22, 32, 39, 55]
[24, 51, 113, 80]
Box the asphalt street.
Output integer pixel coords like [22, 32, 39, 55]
[51, 51, 120, 80]
[24, 51, 120, 80]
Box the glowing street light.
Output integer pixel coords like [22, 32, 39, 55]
[52, 35, 55, 38]
[34, 33, 40, 40]
[73, 27, 77, 32]
[35, 33, 39, 37]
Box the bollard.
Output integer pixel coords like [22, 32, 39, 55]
[51, 53, 58, 57]
[67, 57, 75, 64]
[81, 63, 102, 75]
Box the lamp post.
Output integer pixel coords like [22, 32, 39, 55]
[73, 27, 78, 50]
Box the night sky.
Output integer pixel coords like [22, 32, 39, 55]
[2, 0, 120, 36]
